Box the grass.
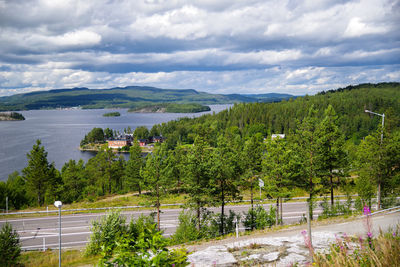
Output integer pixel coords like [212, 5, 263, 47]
[313, 224, 400, 266]
[20, 249, 99, 267]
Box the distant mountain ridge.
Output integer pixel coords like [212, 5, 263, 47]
[0, 86, 294, 111]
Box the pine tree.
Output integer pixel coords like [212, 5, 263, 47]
[209, 135, 242, 235]
[315, 105, 348, 206]
[183, 136, 212, 231]
[295, 106, 321, 219]
[242, 133, 264, 230]
[125, 139, 143, 194]
[22, 140, 56, 206]
[262, 136, 298, 225]
[141, 143, 170, 231]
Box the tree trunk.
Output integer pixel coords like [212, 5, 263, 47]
[280, 197, 283, 225]
[330, 174, 334, 206]
[156, 184, 160, 231]
[377, 182, 381, 210]
[138, 183, 141, 195]
[250, 178, 254, 230]
[220, 184, 225, 235]
[276, 197, 279, 226]
[197, 203, 201, 231]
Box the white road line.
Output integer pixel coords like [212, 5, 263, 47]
[20, 231, 92, 240]
[22, 240, 89, 249]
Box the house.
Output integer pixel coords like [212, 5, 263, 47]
[139, 139, 148, 147]
[107, 139, 131, 149]
[151, 136, 164, 143]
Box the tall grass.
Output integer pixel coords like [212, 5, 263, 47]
[20, 250, 99, 267]
[314, 225, 400, 266]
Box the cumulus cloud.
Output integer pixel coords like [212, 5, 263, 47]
[0, 0, 399, 96]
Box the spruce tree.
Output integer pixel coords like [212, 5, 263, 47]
[22, 140, 56, 206]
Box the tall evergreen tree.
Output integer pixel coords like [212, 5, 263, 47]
[125, 139, 144, 194]
[315, 105, 348, 206]
[22, 140, 56, 206]
[209, 135, 242, 235]
[242, 133, 264, 230]
[141, 143, 170, 231]
[183, 136, 212, 231]
[295, 106, 321, 219]
[263, 136, 298, 225]
[61, 159, 87, 203]
[356, 129, 400, 209]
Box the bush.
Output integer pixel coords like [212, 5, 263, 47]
[99, 214, 189, 266]
[172, 210, 200, 244]
[85, 210, 127, 256]
[243, 205, 275, 230]
[0, 222, 21, 267]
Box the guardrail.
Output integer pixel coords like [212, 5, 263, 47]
[2, 195, 398, 217]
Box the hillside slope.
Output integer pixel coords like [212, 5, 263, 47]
[0, 86, 293, 111]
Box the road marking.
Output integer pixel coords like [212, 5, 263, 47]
[20, 231, 92, 240]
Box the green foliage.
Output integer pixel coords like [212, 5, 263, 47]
[243, 205, 276, 230]
[129, 103, 211, 113]
[172, 210, 201, 244]
[0, 222, 21, 267]
[319, 196, 352, 218]
[93, 212, 189, 267]
[124, 139, 143, 194]
[85, 210, 127, 256]
[61, 159, 87, 203]
[141, 143, 171, 230]
[102, 111, 120, 117]
[134, 126, 149, 139]
[22, 140, 60, 206]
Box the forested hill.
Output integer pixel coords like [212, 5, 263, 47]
[156, 82, 400, 146]
[0, 86, 293, 111]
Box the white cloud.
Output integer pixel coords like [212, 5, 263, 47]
[0, 0, 398, 96]
[344, 17, 387, 37]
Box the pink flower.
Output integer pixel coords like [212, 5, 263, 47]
[363, 205, 371, 215]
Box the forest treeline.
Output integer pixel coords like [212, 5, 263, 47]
[0, 83, 399, 235]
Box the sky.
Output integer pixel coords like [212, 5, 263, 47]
[0, 0, 399, 97]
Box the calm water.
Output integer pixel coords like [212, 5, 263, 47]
[0, 105, 230, 181]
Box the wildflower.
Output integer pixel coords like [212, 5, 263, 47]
[367, 232, 373, 238]
[363, 205, 371, 215]
[393, 232, 396, 238]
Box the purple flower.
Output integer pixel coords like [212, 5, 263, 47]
[301, 230, 307, 235]
[393, 232, 396, 237]
[367, 232, 373, 238]
[363, 205, 371, 215]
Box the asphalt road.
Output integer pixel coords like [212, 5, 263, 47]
[0, 201, 328, 250]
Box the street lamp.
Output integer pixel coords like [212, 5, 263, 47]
[54, 201, 62, 267]
[364, 109, 385, 210]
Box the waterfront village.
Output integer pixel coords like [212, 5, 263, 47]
[106, 134, 165, 150]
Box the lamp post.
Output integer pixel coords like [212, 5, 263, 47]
[54, 201, 62, 267]
[364, 109, 385, 210]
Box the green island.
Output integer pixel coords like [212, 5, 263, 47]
[102, 111, 121, 117]
[129, 103, 211, 113]
[0, 111, 25, 121]
[1, 82, 400, 267]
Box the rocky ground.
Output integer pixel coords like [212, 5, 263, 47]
[186, 209, 400, 266]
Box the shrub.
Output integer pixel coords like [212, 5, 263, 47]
[243, 205, 275, 230]
[0, 222, 21, 267]
[99, 215, 189, 266]
[172, 210, 200, 244]
[85, 210, 127, 256]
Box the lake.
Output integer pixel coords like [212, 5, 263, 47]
[0, 105, 230, 181]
